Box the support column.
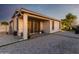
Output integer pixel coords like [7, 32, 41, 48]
[13, 17, 17, 31]
[49, 20, 52, 33]
[23, 14, 28, 39]
[40, 22, 43, 31]
[18, 18, 23, 36]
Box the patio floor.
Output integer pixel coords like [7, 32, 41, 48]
[0, 33, 24, 47]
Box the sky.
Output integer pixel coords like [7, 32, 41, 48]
[0, 4, 79, 21]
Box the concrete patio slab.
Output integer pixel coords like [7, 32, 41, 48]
[0, 33, 24, 47]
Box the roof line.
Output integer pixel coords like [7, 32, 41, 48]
[20, 8, 60, 21]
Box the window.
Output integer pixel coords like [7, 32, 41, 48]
[52, 21, 54, 30]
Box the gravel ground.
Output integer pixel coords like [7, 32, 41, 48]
[0, 32, 79, 54]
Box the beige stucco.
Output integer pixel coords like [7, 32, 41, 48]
[9, 8, 61, 39]
[18, 17, 23, 36]
[10, 13, 60, 39]
[0, 22, 9, 33]
[23, 14, 28, 39]
[50, 20, 60, 33]
[43, 21, 50, 33]
[13, 17, 17, 31]
[40, 22, 43, 31]
[54, 21, 60, 31]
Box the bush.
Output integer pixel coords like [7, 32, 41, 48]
[73, 26, 79, 34]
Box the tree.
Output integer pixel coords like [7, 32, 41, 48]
[1, 21, 9, 33]
[1, 21, 8, 25]
[61, 13, 77, 31]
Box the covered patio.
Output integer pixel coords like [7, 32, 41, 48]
[9, 8, 60, 40]
[17, 14, 50, 39]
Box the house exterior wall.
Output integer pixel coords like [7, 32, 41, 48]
[23, 14, 28, 39]
[54, 21, 60, 32]
[9, 9, 61, 39]
[0, 23, 9, 33]
[40, 22, 43, 31]
[13, 17, 17, 31]
[18, 17, 23, 36]
[43, 21, 50, 33]
[50, 20, 60, 33]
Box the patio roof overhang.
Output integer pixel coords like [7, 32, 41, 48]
[11, 8, 61, 22]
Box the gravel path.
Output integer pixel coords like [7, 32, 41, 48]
[0, 32, 79, 54]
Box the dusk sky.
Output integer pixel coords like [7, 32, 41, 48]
[0, 4, 79, 21]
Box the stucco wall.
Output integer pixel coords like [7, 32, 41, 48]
[42, 20, 60, 33]
[43, 21, 50, 33]
[13, 17, 17, 31]
[0, 23, 9, 33]
[40, 22, 43, 31]
[23, 14, 28, 39]
[50, 20, 60, 33]
[18, 17, 23, 36]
